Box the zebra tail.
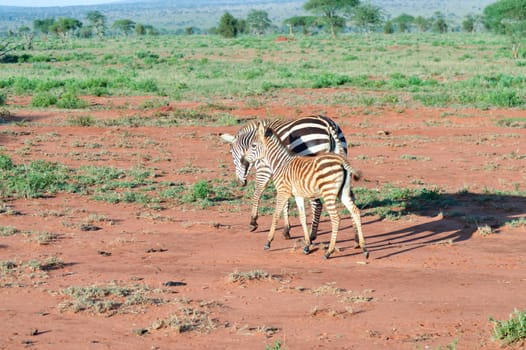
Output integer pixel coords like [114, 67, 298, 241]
[343, 161, 362, 181]
[325, 118, 347, 157]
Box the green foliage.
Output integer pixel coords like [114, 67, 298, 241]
[246, 10, 272, 35]
[0, 154, 14, 170]
[311, 72, 351, 88]
[56, 92, 87, 109]
[265, 341, 285, 350]
[352, 3, 383, 32]
[490, 309, 526, 345]
[0, 91, 5, 105]
[31, 92, 57, 107]
[304, 0, 360, 36]
[0, 157, 71, 198]
[483, 0, 526, 34]
[112, 19, 136, 36]
[184, 180, 212, 202]
[218, 12, 239, 38]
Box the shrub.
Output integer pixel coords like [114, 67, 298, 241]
[56, 92, 87, 109]
[0, 155, 14, 170]
[486, 90, 522, 107]
[31, 93, 57, 107]
[67, 115, 95, 127]
[490, 309, 526, 345]
[311, 73, 351, 88]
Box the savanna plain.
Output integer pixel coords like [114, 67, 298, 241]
[0, 33, 525, 349]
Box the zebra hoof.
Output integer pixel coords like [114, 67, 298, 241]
[264, 242, 271, 250]
[303, 246, 310, 255]
[363, 251, 370, 259]
[323, 253, 330, 260]
[249, 223, 258, 232]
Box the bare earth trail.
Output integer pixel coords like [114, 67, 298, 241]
[0, 95, 525, 349]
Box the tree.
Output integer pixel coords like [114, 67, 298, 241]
[33, 18, 55, 35]
[431, 12, 448, 33]
[462, 15, 476, 33]
[247, 10, 272, 35]
[484, 0, 526, 58]
[86, 10, 106, 39]
[413, 16, 430, 32]
[383, 20, 394, 34]
[392, 13, 414, 32]
[351, 2, 383, 33]
[283, 16, 319, 35]
[304, 0, 360, 37]
[0, 38, 20, 61]
[112, 19, 136, 36]
[50, 17, 82, 39]
[19, 26, 34, 49]
[218, 12, 238, 38]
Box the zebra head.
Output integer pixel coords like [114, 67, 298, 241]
[244, 122, 270, 164]
[220, 130, 254, 186]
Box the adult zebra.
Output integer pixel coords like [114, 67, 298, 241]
[244, 122, 368, 259]
[221, 115, 348, 240]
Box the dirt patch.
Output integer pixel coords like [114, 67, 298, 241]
[1, 95, 525, 349]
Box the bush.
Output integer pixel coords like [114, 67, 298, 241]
[486, 90, 522, 107]
[490, 309, 526, 345]
[0, 91, 6, 105]
[31, 93, 57, 107]
[56, 92, 87, 109]
[311, 73, 351, 88]
[0, 154, 14, 170]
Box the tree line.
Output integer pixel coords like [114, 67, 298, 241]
[1, 0, 525, 60]
[215, 0, 524, 39]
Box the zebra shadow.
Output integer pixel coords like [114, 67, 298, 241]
[301, 191, 526, 260]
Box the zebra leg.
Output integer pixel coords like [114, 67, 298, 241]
[323, 199, 340, 260]
[249, 172, 271, 232]
[265, 194, 288, 250]
[294, 196, 311, 254]
[309, 198, 322, 241]
[342, 192, 368, 259]
[281, 200, 291, 239]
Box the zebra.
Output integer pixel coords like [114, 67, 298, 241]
[243, 122, 368, 260]
[221, 115, 347, 240]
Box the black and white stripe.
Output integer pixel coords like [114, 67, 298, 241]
[244, 122, 368, 260]
[221, 115, 347, 239]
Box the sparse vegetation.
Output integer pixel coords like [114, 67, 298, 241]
[490, 309, 526, 345]
[228, 269, 270, 283]
[0, 10, 525, 349]
[58, 281, 167, 315]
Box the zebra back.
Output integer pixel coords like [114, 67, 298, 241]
[249, 124, 357, 202]
[229, 115, 347, 185]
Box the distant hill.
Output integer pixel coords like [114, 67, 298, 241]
[0, 0, 495, 34]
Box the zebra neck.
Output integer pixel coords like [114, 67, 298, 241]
[266, 135, 294, 174]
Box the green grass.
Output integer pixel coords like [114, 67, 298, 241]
[1, 33, 525, 108]
[0, 155, 239, 209]
[490, 309, 526, 345]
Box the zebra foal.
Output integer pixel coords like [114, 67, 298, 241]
[221, 115, 347, 240]
[244, 122, 368, 260]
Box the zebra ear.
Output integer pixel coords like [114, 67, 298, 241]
[220, 133, 235, 144]
[256, 122, 265, 139]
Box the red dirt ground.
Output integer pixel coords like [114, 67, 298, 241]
[1, 93, 525, 349]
